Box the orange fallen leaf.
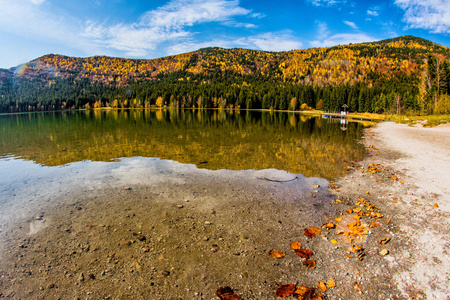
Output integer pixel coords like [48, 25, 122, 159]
[327, 277, 336, 288]
[309, 227, 321, 235]
[276, 284, 296, 298]
[380, 249, 389, 256]
[321, 222, 336, 229]
[216, 287, 242, 300]
[354, 282, 362, 293]
[335, 199, 342, 203]
[293, 286, 315, 300]
[370, 222, 380, 228]
[269, 250, 285, 259]
[290, 241, 302, 250]
[303, 260, 316, 268]
[310, 294, 325, 300]
[294, 249, 313, 259]
[434, 203, 439, 208]
[391, 176, 397, 180]
[379, 237, 391, 245]
[317, 282, 327, 293]
[385, 219, 390, 223]
[346, 209, 353, 214]
[351, 244, 363, 252]
[304, 228, 316, 238]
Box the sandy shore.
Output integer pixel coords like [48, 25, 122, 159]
[360, 122, 450, 299]
[0, 121, 449, 299]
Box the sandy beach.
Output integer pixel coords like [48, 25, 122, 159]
[0, 121, 449, 299]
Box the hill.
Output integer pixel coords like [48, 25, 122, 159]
[1, 35, 449, 114]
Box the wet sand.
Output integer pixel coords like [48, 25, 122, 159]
[1, 122, 449, 299]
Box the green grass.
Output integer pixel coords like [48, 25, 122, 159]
[367, 114, 450, 127]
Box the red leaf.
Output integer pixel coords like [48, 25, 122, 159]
[276, 284, 296, 297]
[294, 249, 313, 259]
[216, 287, 242, 300]
[304, 228, 316, 238]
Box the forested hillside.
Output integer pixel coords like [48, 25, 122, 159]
[1, 35, 449, 114]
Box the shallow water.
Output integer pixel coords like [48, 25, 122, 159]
[0, 110, 368, 298]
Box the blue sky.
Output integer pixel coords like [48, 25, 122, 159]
[1, 0, 449, 68]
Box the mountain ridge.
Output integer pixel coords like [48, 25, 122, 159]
[1, 35, 449, 114]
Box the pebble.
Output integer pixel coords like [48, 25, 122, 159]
[78, 272, 85, 282]
[205, 221, 211, 225]
[162, 271, 170, 276]
[136, 234, 146, 241]
[177, 204, 184, 209]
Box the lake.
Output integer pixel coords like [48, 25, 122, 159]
[0, 109, 369, 299]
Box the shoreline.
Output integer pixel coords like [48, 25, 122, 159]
[328, 121, 450, 299]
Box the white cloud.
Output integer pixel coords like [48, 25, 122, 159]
[0, 0, 87, 50]
[167, 31, 302, 55]
[367, 10, 379, 16]
[316, 21, 330, 40]
[306, 0, 347, 7]
[84, 0, 261, 56]
[344, 21, 358, 29]
[395, 0, 450, 34]
[140, 0, 251, 29]
[310, 33, 374, 48]
[241, 32, 303, 51]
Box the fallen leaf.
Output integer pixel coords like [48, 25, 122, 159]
[399, 181, 404, 184]
[276, 284, 296, 298]
[317, 282, 327, 293]
[294, 249, 313, 259]
[304, 228, 316, 238]
[335, 199, 342, 203]
[434, 203, 439, 208]
[379, 238, 390, 245]
[303, 260, 316, 268]
[321, 222, 336, 229]
[309, 227, 321, 235]
[216, 286, 242, 300]
[293, 286, 315, 300]
[370, 222, 380, 228]
[310, 294, 325, 300]
[354, 282, 362, 293]
[346, 209, 353, 214]
[269, 250, 285, 259]
[327, 277, 336, 288]
[290, 241, 302, 250]
[391, 176, 397, 180]
[351, 244, 363, 252]
[331, 239, 338, 244]
[385, 219, 390, 223]
[380, 249, 389, 256]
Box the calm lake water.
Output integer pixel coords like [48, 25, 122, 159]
[0, 109, 367, 179]
[0, 109, 372, 298]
